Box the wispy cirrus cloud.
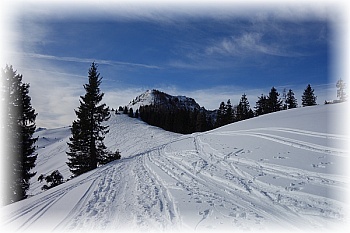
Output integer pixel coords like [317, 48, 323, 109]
[205, 32, 306, 58]
[18, 52, 162, 70]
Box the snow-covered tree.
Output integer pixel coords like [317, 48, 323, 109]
[99, 150, 121, 165]
[67, 62, 111, 177]
[1, 65, 37, 204]
[38, 170, 64, 190]
[282, 88, 287, 110]
[336, 78, 346, 102]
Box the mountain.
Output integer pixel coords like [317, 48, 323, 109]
[127, 89, 202, 111]
[1, 103, 349, 232]
[127, 89, 215, 134]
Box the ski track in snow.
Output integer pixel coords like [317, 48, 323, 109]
[2, 105, 349, 232]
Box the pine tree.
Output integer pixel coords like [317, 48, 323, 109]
[123, 106, 128, 114]
[301, 84, 317, 106]
[1, 65, 37, 204]
[236, 93, 252, 121]
[255, 94, 268, 116]
[66, 62, 110, 177]
[215, 101, 226, 128]
[225, 99, 234, 124]
[285, 89, 298, 109]
[128, 107, 134, 117]
[267, 87, 282, 113]
[195, 110, 207, 132]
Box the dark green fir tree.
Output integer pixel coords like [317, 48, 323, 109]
[67, 62, 110, 177]
[285, 89, 298, 109]
[215, 101, 226, 128]
[1, 65, 37, 204]
[255, 94, 268, 116]
[224, 99, 234, 125]
[301, 84, 317, 107]
[267, 87, 282, 113]
[236, 93, 253, 121]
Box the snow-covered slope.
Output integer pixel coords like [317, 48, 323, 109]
[1, 103, 349, 232]
[127, 89, 155, 110]
[29, 112, 180, 196]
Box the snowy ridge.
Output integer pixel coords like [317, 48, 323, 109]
[1, 103, 349, 232]
[127, 89, 201, 111]
[127, 89, 155, 110]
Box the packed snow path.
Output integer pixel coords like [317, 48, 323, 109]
[2, 104, 349, 232]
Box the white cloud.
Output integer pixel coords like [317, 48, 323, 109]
[18, 65, 85, 128]
[18, 52, 161, 70]
[206, 32, 305, 58]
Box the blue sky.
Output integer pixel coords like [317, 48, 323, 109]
[2, 1, 347, 128]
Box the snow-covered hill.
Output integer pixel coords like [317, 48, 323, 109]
[127, 89, 201, 111]
[1, 103, 349, 232]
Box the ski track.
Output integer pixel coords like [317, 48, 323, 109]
[2, 112, 348, 232]
[144, 127, 346, 230]
[210, 127, 347, 156]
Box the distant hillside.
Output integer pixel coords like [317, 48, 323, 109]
[126, 89, 215, 134]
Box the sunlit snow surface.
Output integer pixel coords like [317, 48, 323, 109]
[2, 103, 349, 232]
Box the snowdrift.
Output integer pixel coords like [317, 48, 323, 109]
[1, 103, 349, 232]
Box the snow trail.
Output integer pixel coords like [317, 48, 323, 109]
[2, 103, 349, 232]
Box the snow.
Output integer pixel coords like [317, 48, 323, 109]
[127, 89, 155, 111]
[1, 103, 349, 233]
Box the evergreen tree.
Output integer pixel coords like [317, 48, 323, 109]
[255, 94, 268, 116]
[195, 110, 207, 132]
[66, 62, 110, 177]
[285, 89, 298, 109]
[128, 107, 134, 117]
[225, 99, 234, 124]
[1, 65, 37, 204]
[267, 87, 282, 113]
[123, 106, 128, 114]
[301, 84, 317, 106]
[336, 78, 347, 102]
[215, 101, 226, 128]
[236, 93, 253, 121]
